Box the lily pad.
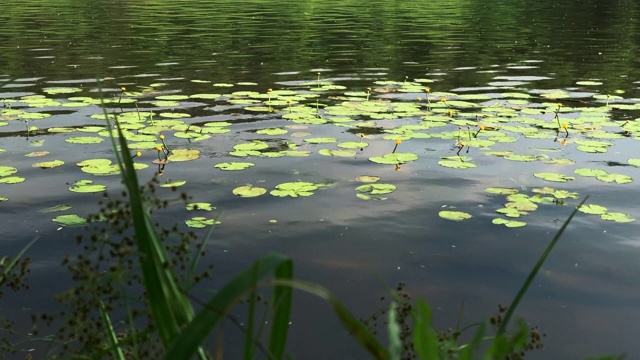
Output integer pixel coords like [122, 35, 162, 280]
[270, 181, 319, 197]
[533, 173, 575, 182]
[496, 208, 528, 218]
[25, 151, 50, 157]
[337, 141, 369, 149]
[356, 175, 380, 183]
[438, 211, 472, 221]
[185, 217, 221, 228]
[186, 202, 214, 211]
[596, 173, 632, 184]
[214, 162, 255, 171]
[168, 149, 200, 162]
[578, 204, 608, 215]
[0, 166, 18, 177]
[485, 187, 519, 195]
[39, 204, 72, 213]
[318, 149, 356, 157]
[438, 159, 477, 169]
[33, 160, 64, 169]
[232, 185, 267, 198]
[159, 180, 187, 188]
[600, 212, 635, 223]
[52, 214, 86, 226]
[574, 168, 608, 177]
[355, 183, 397, 195]
[304, 137, 337, 144]
[369, 152, 418, 165]
[66, 136, 105, 144]
[492, 218, 526, 228]
[0, 176, 25, 184]
[69, 180, 107, 193]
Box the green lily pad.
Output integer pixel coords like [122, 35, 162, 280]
[318, 149, 356, 157]
[270, 181, 319, 197]
[304, 137, 337, 144]
[168, 149, 200, 162]
[232, 185, 267, 198]
[214, 162, 255, 171]
[257, 128, 288, 135]
[503, 154, 546, 162]
[66, 136, 104, 144]
[0, 166, 18, 177]
[356, 175, 380, 183]
[159, 180, 186, 188]
[544, 158, 575, 165]
[234, 141, 269, 152]
[578, 204, 608, 215]
[492, 218, 526, 228]
[485, 187, 519, 195]
[185, 217, 221, 228]
[52, 214, 87, 226]
[438, 159, 477, 169]
[369, 152, 418, 165]
[496, 208, 528, 218]
[596, 173, 632, 184]
[600, 212, 635, 223]
[32, 160, 64, 169]
[186, 202, 214, 211]
[627, 159, 640, 167]
[576, 145, 607, 153]
[25, 151, 50, 157]
[39, 204, 72, 213]
[533, 173, 575, 182]
[69, 180, 107, 193]
[337, 141, 369, 149]
[0, 176, 25, 184]
[439, 211, 472, 221]
[355, 183, 397, 195]
[574, 168, 608, 177]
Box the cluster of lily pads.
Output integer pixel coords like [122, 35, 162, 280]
[1, 74, 639, 228]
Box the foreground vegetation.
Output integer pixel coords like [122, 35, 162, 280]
[0, 100, 625, 359]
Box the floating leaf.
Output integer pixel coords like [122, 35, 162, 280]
[492, 218, 526, 227]
[214, 162, 255, 171]
[186, 202, 214, 211]
[578, 204, 608, 215]
[355, 183, 397, 195]
[485, 187, 519, 195]
[304, 137, 337, 144]
[544, 158, 575, 165]
[318, 149, 356, 157]
[601, 212, 635, 223]
[159, 180, 186, 188]
[356, 175, 380, 183]
[533, 172, 575, 182]
[69, 180, 107, 193]
[596, 173, 632, 184]
[0, 176, 25, 184]
[32, 160, 64, 169]
[337, 141, 369, 149]
[270, 181, 319, 197]
[496, 208, 528, 218]
[39, 204, 72, 213]
[185, 217, 221, 228]
[439, 211, 472, 221]
[369, 152, 418, 165]
[66, 136, 104, 144]
[52, 214, 86, 226]
[25, 151, 50, 157]
[257, 128, 288, 135]
[574, 168, 608, 177]
[0, 166, 18, 177]
[232, 185, 267, 198]
[168, 149, 200, 162]
[438, 159, 477, 169]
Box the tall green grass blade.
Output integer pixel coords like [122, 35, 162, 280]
[0, 237, 37, 283]
[457, 321, 485, 360]
[243, 267, 259, 360]
[98, 299, 126, 360]
[496, 196, 588, 337]
[387, 302, 401, 360]
[268, 258, 293, 359]
[412, 299, 439, 360]
[271, 279, 389, 360]
[163, 254, 292, 360]
[99, 89, 205, 358]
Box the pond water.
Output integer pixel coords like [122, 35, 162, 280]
[2, 0, 640, 358]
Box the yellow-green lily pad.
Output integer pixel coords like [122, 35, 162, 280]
[185, 217, 221, 228]
[596, 174, 632, 184]
[318, 149, 356, 157]
[186, 202, 214, 211]
[574, 168, 608, 177]
[214, 162, 255, 171]
[52, 214, 86, 226]
[232, 185, 267, 198]
[369, 152, 418, 165]
[0, 166, 18, 177]
[32, 160, 64, 169]
[69, 180, 107, 193]
[533, 173, 575, 182]
[356, 175, 380, 183]
[159, 180, 186, 188]
[485, 187, 519, 195]
[601, 212, 635, 223]
[492, 218, 526, 227]
[578, 204, 608, 215]
[355, 183, 396, 195]
[270, 181, 319, 197]
[439, 211, 472, 221]
[0, 176, 25, 184]
[168, 149, 200, 162]
[66, 136, 104, 144]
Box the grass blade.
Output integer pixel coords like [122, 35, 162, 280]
[163, 253, 292, 360]
[268, 257, 293, 359]
[98, 299, 126, 360]
[496, 196, 588, 336]
[388, 302, 401, 360]
[411, 299, 439, 360]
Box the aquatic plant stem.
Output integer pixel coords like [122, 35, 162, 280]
[496, 196, 588, 337]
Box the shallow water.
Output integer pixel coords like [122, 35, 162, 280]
[2, 1, 640, 358]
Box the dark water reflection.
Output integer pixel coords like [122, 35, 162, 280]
[1, 0, 640, 359]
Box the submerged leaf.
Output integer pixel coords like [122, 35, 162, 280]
[355, 183, 397, 195]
